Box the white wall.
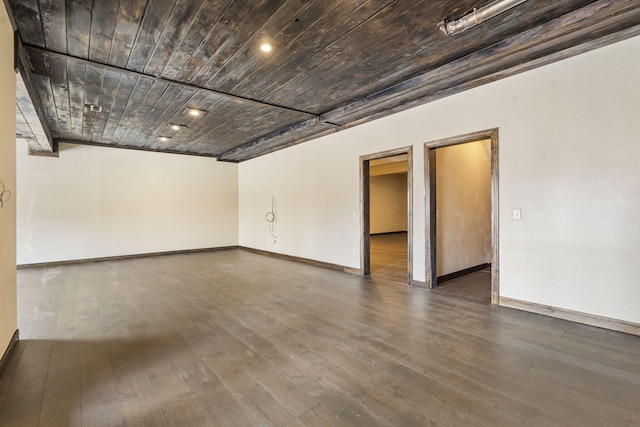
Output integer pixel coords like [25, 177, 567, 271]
[0, 4, 17, 356]
[17, 143, 238, 264]
[239, 35, 640, 325]
[370, 173, 408, 234]
[436, 140, 491, 276]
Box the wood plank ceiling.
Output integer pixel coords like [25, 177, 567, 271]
[7, 0, 640, 162]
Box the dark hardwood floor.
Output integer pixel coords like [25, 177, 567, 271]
[434, 268, 492, 305]
[1, 249, 639, 426]
[370, 232, 409, 284]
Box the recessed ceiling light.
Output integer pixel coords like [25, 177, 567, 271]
[158, 136, 171, 142]
[169, 124, 185, 131]
[260, 43, 272, 53]
[187, 108, 205, 117]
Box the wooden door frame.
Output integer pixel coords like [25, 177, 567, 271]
[360, 146, 413, 283]
[424, 128, 499, 303]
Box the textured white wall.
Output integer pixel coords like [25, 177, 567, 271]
[0, 4, 17, 355]
[17, 143, 238, 264]
[239, 35, 640, 324]
[436, 140, 491, 276]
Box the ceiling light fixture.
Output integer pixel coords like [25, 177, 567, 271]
[187, 108, 205, 117]
[158, 136, 171, 142]
[260, 43, 272, 53]
[169, 124, 185, 131]
[439, 0, 527, 36]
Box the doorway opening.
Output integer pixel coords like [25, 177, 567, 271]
[360, 147, 413, 284]
[425, 129, 499, 303]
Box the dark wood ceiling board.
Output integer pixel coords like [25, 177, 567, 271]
[288, 0, 603, 115]
[65, 58, 86, 139]
[24, 45, 316, 149]
[202, 0, 315, 90]
[112, 77, 155, 141]
[224, 99, 309, 137]
[117, 80, 172, 143]
[219, 119, 336, 162]
[237, 0, 395, 102]
[273, 7, 448, 110]
[149, 137, 212, 155]
[126, 0, 178, 72]
[88, 0, 119, 63]
[178, 98, 275, 154]
[101, 73, 140, 141]
[158, 0, 235, 81]
[267, 2, 484, 111]
[266, 0, 573, 111]
[132, 85, 199, 147]
[26, 44, 313, 119]
[188, 0, 293, 88]
[109, 0, 148, 68]
[65, 0, 92, 59]
[91, 69, 122, 142]
[323, 0, 640, 125]
[82, 64, 103, 141]
[153, 91, 235, 153]
[8, 0, 45, 46]
[316, 0, 598, 110]
[221, 0, 374, 99]
[142, 0, 207, 75]
[246, 0, 414, 106]
[174, 0, 253, 83]
[185, 107, 312, 155]
[39, 0, 66, 52]
[171, 88, 227, 122]
[207, 97, 304, 136]
[126, 84, 195, 146]
[159, 89, 224, 132]
[116, 80, 174, 144]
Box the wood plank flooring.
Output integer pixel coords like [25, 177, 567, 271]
[370, 232, 409, 284]
[1, 249, 640, 426]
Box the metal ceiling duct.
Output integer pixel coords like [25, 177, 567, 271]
[439, 0, 528, 35]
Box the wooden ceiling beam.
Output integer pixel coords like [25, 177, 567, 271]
[23, 44, 319, 120]
[218, 117, 323, 161]
[15, 37, 56, 155]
